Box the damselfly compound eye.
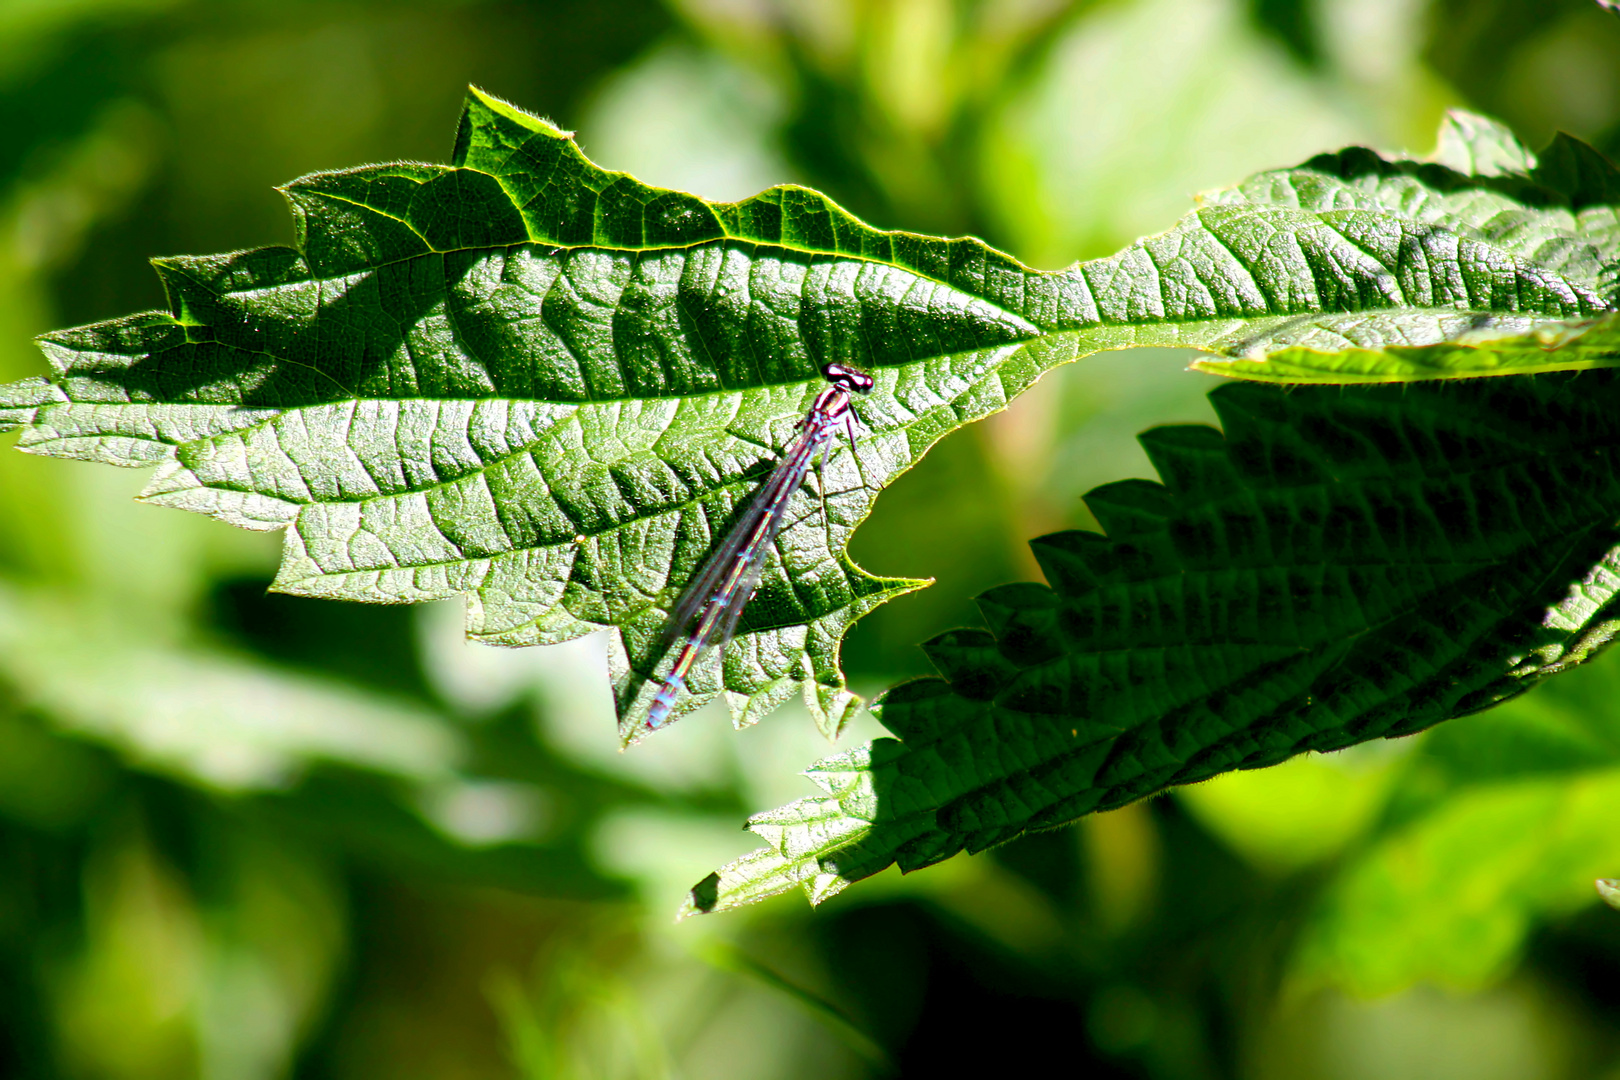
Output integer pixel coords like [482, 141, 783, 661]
[822, 362, 874, 394]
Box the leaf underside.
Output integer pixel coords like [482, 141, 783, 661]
[686, 370, 1620, 915]
[0, 93, 1614, 737]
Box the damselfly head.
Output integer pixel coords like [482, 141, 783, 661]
[823, 362, 874, 394]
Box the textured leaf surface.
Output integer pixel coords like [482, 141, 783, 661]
[685, 371, 1620, 914]
[1192, 116, 1620, 381]
[1, 95, 1614, 736]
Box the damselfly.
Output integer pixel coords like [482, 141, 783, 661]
[645, 362, 875, 731]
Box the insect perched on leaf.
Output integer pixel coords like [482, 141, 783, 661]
[644, 362, 876, 732]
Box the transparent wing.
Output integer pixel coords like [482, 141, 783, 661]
[713, 437, 845, 651]
[664, 422, 827, 649]
[711, 509, 787, 651]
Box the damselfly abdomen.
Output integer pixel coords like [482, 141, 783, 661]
[644, 362, 875, 731]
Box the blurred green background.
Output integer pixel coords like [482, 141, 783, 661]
[2, 0, 1620, 1076]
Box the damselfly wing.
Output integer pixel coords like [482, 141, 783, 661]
[643, 363, 874, 732]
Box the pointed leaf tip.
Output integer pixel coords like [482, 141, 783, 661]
[1432, 109, 1536, 177]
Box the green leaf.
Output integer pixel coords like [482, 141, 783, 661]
[0, 584, 461, 791]
[1192, 112, 1620, 382]
[684, 371, 1620, 915]
[1, 94, 1614, 738]
[1190, 311, 1620, 382]
[1292, 767, 1620, 994]
[1430, 109, 1536, 179]
[1278, 638, 1620, 994]
[1179, 641, 1620, 995]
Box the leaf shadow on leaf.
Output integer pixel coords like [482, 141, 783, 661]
[11, 92, 1620, 751]
[42, 236, 525, 412]
[689, 369, 1620, 914]
[1295, 133, 1617, 214]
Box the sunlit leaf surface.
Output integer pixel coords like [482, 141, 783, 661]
[0, 94, 1613, 740]
[1192, 113, 1620, 381]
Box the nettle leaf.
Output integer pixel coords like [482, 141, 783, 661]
[1192, 112, 1620, 382]
[685, 371, 1620, 914]
[0, 93, 1614, 740]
